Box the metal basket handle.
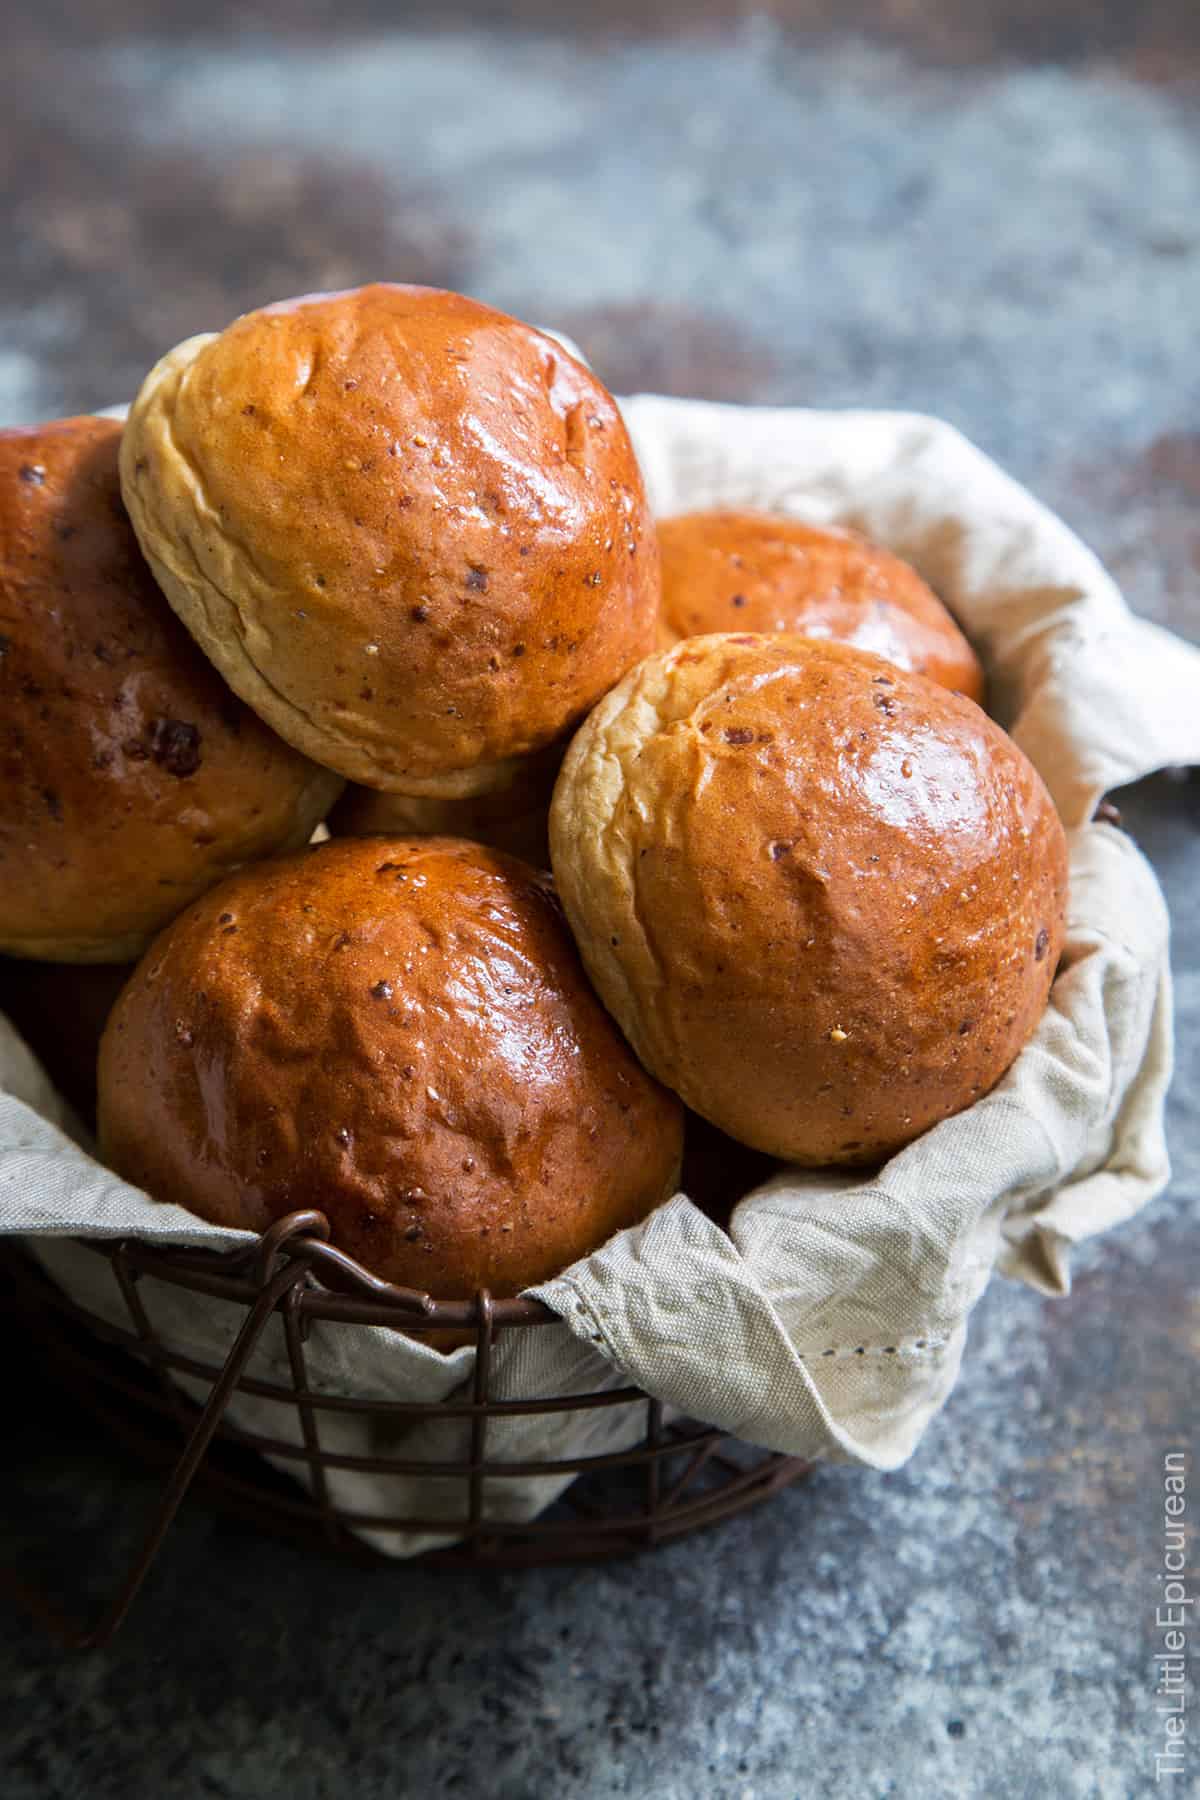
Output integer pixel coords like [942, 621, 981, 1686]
[4, 1234, 316, 1650]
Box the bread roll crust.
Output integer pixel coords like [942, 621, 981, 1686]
[549, 632, 1066, 1165]
[98, 836, 684, 1297]
[120, 286, 660, 795]
[0, 417, 342, 963]
[328, 739, 561, 868]
[657, 510, 984, 701]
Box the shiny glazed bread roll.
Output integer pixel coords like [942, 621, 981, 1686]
[98, 837, 684, 1297]
[328, 740, 561, 869]
[657, 510, 984, 701]
[0, 417, 342, 963]
[120, 284, 660, 797]
[550, 632, 1067, 1166]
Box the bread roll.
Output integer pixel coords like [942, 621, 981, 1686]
[328, 740, 560, 869]
[550, 633, 1066, 1165]
[657, 510, 984, 701]
[0, 417, 342, 963]
[98, 837, 684, 1297]
[120, 285, 660, 796]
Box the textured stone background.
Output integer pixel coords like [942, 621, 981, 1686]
[1, 5, 1197, 1797]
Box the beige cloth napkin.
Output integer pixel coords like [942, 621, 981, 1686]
[3, 398, 1198, 1553]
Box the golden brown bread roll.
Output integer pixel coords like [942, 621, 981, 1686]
[120, 284, 660, 797]
[0, 417, 343, 963]
[98, 837, 684, 1297]
[657, 510, 984, 702]
[549, 632, 1067, 1166]
[328, 739, 561, 869]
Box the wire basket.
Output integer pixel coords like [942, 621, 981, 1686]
[3, 1209, 811, 1649]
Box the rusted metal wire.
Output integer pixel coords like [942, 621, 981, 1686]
[2, 1212, 811, 1648]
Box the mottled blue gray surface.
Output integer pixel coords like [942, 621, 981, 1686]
[4, 23, 1200, 644]
[1, 8, 1198, 1799]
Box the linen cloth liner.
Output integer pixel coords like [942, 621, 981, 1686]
[3, 397, 1198, 1557]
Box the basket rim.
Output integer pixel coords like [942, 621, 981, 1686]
[75, 1209, 559, 1331]
[6, 1211, 815, 1645]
